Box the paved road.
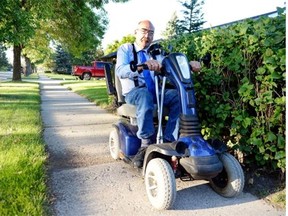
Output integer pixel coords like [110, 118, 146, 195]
[39, 75, 285, 216]
[0, 71, 12, 81]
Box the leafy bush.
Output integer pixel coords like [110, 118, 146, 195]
[165, 12, 286, 172]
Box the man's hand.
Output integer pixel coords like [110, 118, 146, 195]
[145, 59, 162, 72]
[189, 61, 201, 72]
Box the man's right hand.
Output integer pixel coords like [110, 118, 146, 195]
[145, 59, 162, 72]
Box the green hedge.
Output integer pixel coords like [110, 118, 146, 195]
[165, 12, 285, 172]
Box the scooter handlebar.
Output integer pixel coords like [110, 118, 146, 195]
[140, 64, 165, 76]
[130, 62, 165, 76]
[130, 62, 149, 73]
[137, 64, 149, 71]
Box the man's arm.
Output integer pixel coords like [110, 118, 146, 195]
[116, 44, 139, 79]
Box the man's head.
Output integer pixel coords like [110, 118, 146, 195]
[134, 20, 155, 49]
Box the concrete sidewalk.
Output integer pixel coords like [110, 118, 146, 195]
[40, 76, 118, 170]
[39, 75, 285, 216]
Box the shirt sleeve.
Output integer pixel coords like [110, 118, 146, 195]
[115, 44, 139, 79]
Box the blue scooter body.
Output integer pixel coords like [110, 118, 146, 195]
[116, 51, 224, 180]
[114, 121, 141, 156]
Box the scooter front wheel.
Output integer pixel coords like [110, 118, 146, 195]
[145, 158, 176, 210]
[209, 152, 244, 197]
[109, 127, 120, 160]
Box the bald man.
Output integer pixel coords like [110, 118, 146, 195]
[116, 20, 201, 168]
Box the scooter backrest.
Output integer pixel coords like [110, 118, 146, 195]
[104, 63, 116, 96]
[114, 71, 126, 105]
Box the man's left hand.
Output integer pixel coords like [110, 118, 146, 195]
[189, 61, 201, 72]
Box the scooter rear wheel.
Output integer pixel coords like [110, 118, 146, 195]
[109, 127, 120, 160]
[145, 158, 176, 210]
[209, 152, 244, 197]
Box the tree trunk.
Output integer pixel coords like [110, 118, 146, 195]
[24, 55, 32, 76]
[32, 63, 37, 73]
[13, 45, 22, 81]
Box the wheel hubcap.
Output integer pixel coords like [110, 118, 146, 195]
[147, 172, 158, 197]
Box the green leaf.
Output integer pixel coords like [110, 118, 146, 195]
[266, 48, 274, 56]
[251, 137, 262, 146]
[273, 33, 285, 44]
[262, 91, 273, 104]
[248, 35, 258, 44]
[239, 24, 249, 35]
[267, 131, 277, 142]
[266, 64, 277, 73]
[264, 153, 270, 160]
[256, 67, 266, 75]
[235, 115, 243, 121]
[267, 144, 277, 152]
[271, 71, 282, 79]
[259, 145, 265, 153]
[275, 151, 285, 160]
[277, 135, 285, 149]
[242, 117, 252, 128]
[238, 81, 254, 97]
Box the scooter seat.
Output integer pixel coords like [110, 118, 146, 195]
[117, 104, 168, 118]
[117, 104, 138, 118]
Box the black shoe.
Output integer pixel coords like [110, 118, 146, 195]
[132, 147, 147, 168]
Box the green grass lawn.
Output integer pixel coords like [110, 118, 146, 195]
[61, 79, 114, 110]
[0, 82, 48, 215]
[44, 72, 77, 81]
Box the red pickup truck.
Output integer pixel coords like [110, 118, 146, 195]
[72, 61, 112, 80]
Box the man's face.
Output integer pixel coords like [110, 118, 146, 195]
[135, 21, 154, 49]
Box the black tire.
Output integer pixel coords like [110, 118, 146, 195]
[82, 72, 91, 80]
[109, 128, 120, 160]
[209, 152, 244, 197]
[145, 158, 176, 210]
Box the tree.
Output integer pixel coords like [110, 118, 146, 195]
[177, 0, 206, 34]
[104, 34, 135, 55]
[71, 48, 105, 66]
[0, 44, 11, 70]
[0, 0, 43, 80]
[53, 45, 72, 74]
[22, 24, 54, 75]
[162, 12, 179, 39]
[0, 0, 129, 81]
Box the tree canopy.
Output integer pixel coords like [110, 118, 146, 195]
[0, 0, 129, 80]
[104, 34, 136, 55]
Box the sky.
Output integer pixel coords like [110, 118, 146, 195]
[101, 0, 285, 49]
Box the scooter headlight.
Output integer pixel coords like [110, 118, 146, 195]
[175, 55, 191, 80]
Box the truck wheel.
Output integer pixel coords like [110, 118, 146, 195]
[209, 152, 244, 197]
[82, 72, 91, 80]
[109, 127, 120, 160]
[145, 158, 176, 210]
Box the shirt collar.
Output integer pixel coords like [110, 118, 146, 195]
[134, 43, 148, 53]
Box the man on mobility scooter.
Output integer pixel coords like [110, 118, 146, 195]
[115, 20, 201, 168]
[108, 19, 244, 210]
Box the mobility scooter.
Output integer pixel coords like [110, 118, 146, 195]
[105, 43, 244, 210]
